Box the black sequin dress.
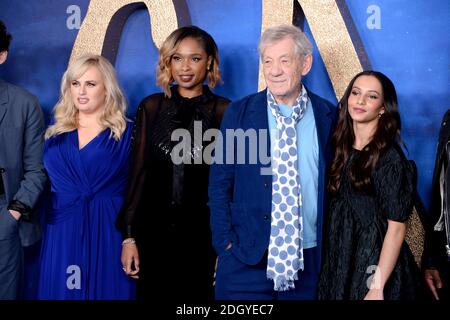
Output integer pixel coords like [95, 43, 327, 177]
[318, 145, 422, 300]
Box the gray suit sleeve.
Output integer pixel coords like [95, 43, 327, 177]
[13, 96, 47, 208]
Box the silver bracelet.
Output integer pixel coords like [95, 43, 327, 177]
[122, 238, 136, 245]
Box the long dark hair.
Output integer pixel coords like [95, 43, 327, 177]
[328, 70, 401, 194]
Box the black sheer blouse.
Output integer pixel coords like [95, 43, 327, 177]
[117, 86, 229, 240]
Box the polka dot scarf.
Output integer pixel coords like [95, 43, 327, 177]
[266, 87, 308, 291]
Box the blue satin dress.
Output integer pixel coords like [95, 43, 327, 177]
[38, 124, 135, 299]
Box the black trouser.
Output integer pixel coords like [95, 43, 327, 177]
[135, 226, 216, 301]
[0, 195, 23, 300]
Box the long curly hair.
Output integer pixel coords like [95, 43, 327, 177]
[328, 70, 401, 194]
[45, 54, 127, 140]
[156, 25, 222, 98]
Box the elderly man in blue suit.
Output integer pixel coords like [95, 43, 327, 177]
[0, 20, 46, 299]
[209, 24, 337, 299]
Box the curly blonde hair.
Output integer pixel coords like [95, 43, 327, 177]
[45, 54, 127, 140]
[156, 26, 222, 98]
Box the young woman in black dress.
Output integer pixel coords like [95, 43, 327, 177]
[318, 71, 421, 300]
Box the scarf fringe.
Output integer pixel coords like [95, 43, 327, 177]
[268, 273, 299, 291]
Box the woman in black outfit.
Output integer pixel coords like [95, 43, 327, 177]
[117, 26, 229, 300]
[318, 71, 421, 300]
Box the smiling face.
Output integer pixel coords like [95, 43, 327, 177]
[262, 37, 312, 106]
[170, 37, 212, 98]
[70, 66, 106, 116]
[347, 75, 385, 126]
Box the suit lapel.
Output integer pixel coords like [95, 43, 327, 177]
[249, 89, 272, 162]
[0, 80, 8, 126]
[247, 89, 272, 209]
[308, 90, 334, 163]
[248, 89, 269, 131]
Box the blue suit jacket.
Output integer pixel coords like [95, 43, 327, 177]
[0, 79, 46, 246]
[208, 88, 337, 267]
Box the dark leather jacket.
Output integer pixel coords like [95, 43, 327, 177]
[423, 110, 450, 270]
